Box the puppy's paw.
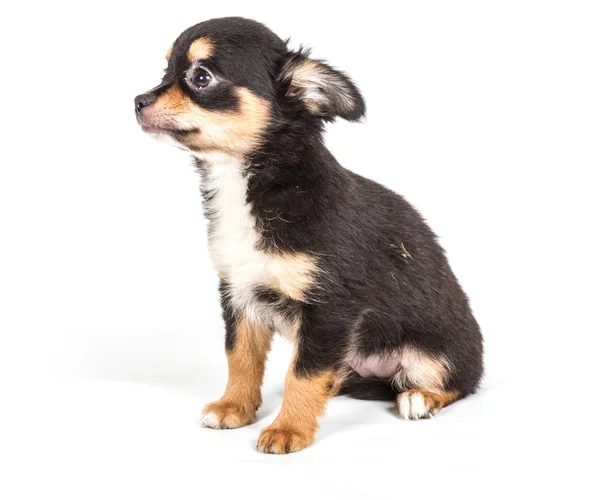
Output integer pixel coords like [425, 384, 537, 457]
[199, 400, 257, 429]
[257, 425, 313, 454]
[396, 390, 438, 420]
[396, 389, 459, 420]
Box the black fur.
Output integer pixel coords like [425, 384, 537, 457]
[167, 18, 287, 102]
[136, 17, 483, 405]
[245, 66, 483, 394]
[339, 371, 398, 401]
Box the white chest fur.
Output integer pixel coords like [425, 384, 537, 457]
[197, 153, 317, 335]
[200, 154, 269, 308]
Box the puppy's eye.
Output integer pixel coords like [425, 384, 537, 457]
[192, 67, 212, 88]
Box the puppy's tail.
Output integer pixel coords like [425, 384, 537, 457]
[338, 370, 397, 401]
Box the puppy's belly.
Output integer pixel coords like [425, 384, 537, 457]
[348, 346, 450, 391]
[348, 353, 401, 379]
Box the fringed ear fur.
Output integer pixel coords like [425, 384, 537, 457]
[279, 49, 366, 122]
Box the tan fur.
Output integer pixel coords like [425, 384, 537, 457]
[165, 44, 173, 61]
[145, 83, 271, 157]
[283, 59, 356, 116]
[289, 60, 326, 90]
[390, 241, 412, 263]
[396, 389, 460, 416]
[257, 352, 344, 454]
[187, 37, 214, 62]
[202, 317, 273, 428]
[393, 345, 451, 392]
[265, 252, 317, 301]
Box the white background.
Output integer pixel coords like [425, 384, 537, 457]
[1, 1, 598, 498]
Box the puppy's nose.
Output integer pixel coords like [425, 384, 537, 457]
[134, 93, 156, 113]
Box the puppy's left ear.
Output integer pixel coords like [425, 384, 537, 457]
[279, 50, 366, 122]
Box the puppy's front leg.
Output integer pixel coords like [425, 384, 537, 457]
[257, 349, 342, 454]
[201, 315, 272, 429]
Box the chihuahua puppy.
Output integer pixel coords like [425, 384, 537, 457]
[135, 17, 483, 454]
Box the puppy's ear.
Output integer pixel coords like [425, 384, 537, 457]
[279, 49, 366, 122]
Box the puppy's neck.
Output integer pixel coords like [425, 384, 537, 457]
[192, 124, 337, 196]
[193, 151, 246, 171]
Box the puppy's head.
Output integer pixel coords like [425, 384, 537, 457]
[135, 17, 365, 158]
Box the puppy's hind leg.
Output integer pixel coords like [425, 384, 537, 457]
[393, 345, 461, 420]
[396, 389, 460, 420]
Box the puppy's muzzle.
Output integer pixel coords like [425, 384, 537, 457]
[134, 93, 156, 114]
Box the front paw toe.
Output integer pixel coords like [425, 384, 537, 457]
[199, 410, 224, 429]
[199, 400, 256, 429]
[257, 426, 313, 454]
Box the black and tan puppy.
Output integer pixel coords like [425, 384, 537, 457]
[135, 17, 483, 454]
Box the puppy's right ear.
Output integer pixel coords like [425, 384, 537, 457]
[279, 49, 366, 122]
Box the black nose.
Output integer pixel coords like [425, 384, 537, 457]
[134, 93, 156, 113]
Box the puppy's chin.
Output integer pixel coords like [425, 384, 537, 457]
[141, 126, 190, 151]
[140, 124, 169, 135]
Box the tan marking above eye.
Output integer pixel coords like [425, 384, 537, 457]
[188, 37, 215, 62]
[165, 44, 173, 61]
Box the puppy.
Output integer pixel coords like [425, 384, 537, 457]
[135, 17, 483, 454]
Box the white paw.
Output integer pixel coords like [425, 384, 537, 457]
[198, 411, 221, 429]
[397, 392, 434, 420]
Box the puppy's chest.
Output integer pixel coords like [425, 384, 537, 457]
[201, 156, 316, 318]
[202, 158, 269, 293]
